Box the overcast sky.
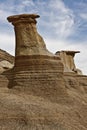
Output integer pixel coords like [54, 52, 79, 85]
[0, 0, 87, 75]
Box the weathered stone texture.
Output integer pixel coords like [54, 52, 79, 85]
[0, 49, 14, 74]
[0, 49, 14, 87]
[7, 14, 52, 56]
[0, 49, 14, 63]
[7, 14, 65, 99]
[56, 50, 82, 74]
[0, 14, 87, 130]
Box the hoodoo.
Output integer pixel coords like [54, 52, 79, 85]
[7, 14, 66, 98]
[0, 14, 86, 130]
[56, 50, 82, 74]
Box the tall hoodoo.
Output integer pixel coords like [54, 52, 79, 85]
[7, 14, 50, 56]
[7, 14, 66, 98]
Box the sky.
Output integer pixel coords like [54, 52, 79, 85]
[0, 0, 87, 75]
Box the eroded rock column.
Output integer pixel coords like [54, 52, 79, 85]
[7, 14, 51, 56]
[7, 14, 66, 99]
[56, 51, 82, 74]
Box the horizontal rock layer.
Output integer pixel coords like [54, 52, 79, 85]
[0, 13, 86, 130]
[7, 55, 66, 100]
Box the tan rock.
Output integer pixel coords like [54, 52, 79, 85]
[7, 14, 65, 98]
[0, 60, 13, 68]
[7, 14, 53, 56]
[0, 60, 13, 73]
[56, 50, 82, 74]
[0, 49, 14, 63]
[0, 49, 14, 73]
[0, 14, 86, 130]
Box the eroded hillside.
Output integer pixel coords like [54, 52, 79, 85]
[0, 14, 87, 130]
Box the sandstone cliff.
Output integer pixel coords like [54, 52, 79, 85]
[0, 14, 87, 130]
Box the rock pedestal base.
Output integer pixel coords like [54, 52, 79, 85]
[8, 55, 66, 99]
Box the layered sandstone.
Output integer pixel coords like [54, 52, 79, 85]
[0, 14, 87, 130]
[7, 14, 65, 99]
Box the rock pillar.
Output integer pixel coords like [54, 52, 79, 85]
[56, 51, 82, 74]
[7, 14, 52, 56]
[7, 14, 66, 99]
